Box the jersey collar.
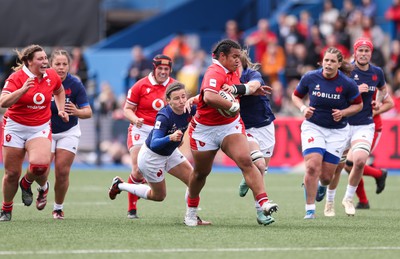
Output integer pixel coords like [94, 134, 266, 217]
[148, 72, 170, 86]
[22, 65, 48, 78]
[212, 59, 230, 74]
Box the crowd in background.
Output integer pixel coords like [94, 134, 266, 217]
[1, 0, 400, 165]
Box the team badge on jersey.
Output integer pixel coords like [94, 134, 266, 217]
[155, 120, 161, 129]
[209, 79, 216, 87]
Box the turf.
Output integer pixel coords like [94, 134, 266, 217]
[0, 169, 399, 259]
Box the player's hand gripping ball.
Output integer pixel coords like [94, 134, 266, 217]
[217, 90, 239, 117]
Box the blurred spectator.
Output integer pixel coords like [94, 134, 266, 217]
[319, 0, 340, 38]
[305, 25, 325, 67]
[385, 0, 400, 40]
[340, 0, 357, 24]
[223, 20, 244, 46]
[277, 13, 290, 46]
[124, 45, 152, 93]
[260, 41, 285, 85]
[284, 42, 315, 84]
[245, 18, 277, 62]
[176, 50, 200, 96]
[297, 10, 314, 41]
[359, 0, 377, 18]
[70, 47, 89, 88]
[283, 39, 299, 84]
[389, 39, 400, 79]
[269, 80, 284, 113]
[347, 8, 364, 36]
[333, 16, 352, 50]
[278, 79, 305, 117]
[351, 15, 386, 50]
[0, 53, 18, 92]
[176, 49, 210, 96]
[97, 81, 118, 115]
[163, 32, 192, 77]
[281, 15, 305, 46]
[320, 34, 351, 60]
[101, 95, 130, 165]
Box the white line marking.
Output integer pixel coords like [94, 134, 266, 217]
[1, 247, 400, 255]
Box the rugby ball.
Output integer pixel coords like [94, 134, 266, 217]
[217, 90, 239, 117]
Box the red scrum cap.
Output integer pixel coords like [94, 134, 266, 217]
[353, 37, 374, 53]
[152, 54, 172, 70]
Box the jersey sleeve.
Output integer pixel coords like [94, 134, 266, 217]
[347, 79, 361, 102]
[149, 113, 171, 151]
[126, 82, 141, 105]
[295, 73, 311, 96]
[2, 74, 19, 94]
[201, 69, 225, 94]
[75, 82, 90, 108]
[243, 69, 264, 85]
[376, 67, 386, 89]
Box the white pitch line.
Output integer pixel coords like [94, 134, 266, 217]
[1, 247, 400, 255]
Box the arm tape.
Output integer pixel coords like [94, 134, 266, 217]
[233, 84, 250, 95]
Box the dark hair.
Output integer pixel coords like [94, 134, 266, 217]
[320, 47, 353, 76]
[13, 44, 44, 71]
[50, 49, 72, 65]
[165, 81, 185, 100]
[153, 54, 172, 70]
[212, 39, 241, 59]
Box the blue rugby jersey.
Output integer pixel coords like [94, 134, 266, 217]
[145, 105, 196, 156]
[239, 69, 275, 129]
[348, 63, 385, 125]
[295, 68, 360, 129]
[50, 73, 90, 134]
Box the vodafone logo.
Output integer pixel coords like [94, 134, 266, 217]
[152, 98, 165, 111]
[33, 93, 45, 105]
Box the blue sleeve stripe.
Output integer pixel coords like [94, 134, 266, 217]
[78, 102, 90, 108]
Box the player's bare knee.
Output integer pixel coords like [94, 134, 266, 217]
[29, 164, 49, 176]
[153, 193, 166, 202]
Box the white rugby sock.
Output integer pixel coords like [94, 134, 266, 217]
[344, 184, 357, 200]
[326, 188, 336, 202]
[119, 183, 151, 199]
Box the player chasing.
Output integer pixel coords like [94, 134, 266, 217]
[321, 38, 393, 217]
[108, 82, 210, 225]
[292, 47, 362, 219]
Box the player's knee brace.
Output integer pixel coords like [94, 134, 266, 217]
[345, 160, 354, 168]
[250, 150, 263, 163]
[29, 164, 49, 176]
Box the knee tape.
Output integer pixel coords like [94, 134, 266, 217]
[250, 150, 263, 163]
[352, 142, 371, 155]
[29, 164, 49, 176]
[340, 154, 347, 163]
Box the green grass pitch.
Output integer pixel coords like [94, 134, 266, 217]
[0, 168, 399, 259]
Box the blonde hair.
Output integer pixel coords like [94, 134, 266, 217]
[240, 48, 260, 71]
[13, 44, 44, 71]
[50, 49, 71, 65]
